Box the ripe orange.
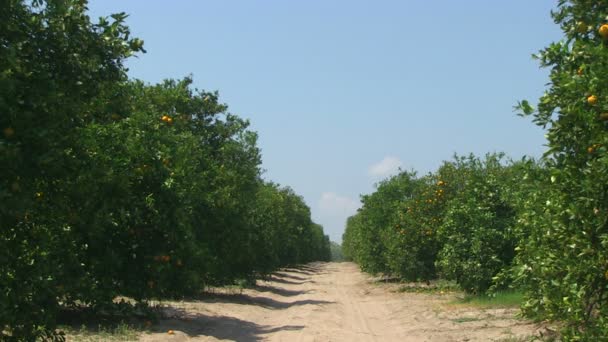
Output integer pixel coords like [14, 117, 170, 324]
[577, 68, 584, 76]
[3, 127, 14, 138]
[167, 330, 174, 335]
[599, 24, 608, 39]
[161, 115, 169, 122]
[588, 146, 595, 153]
[588, 95, 598, 105]
[576, 22, 588, 34]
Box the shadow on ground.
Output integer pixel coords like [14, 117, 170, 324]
[150, 310, 305, 340]
[283, 264, 328, 275]
[272, 272, 308, 281]
[196, 293, 334, 310]
[253, 284, 312, 297]
[266, 275, 315, 285]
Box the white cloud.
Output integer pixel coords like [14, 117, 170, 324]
[318, 192, 359, 218]
[369, 156, 402, 178]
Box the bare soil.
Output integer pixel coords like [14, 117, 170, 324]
[139, 262, 543, 341]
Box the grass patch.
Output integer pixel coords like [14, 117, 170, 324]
[397, 279, 460, 294]
[60, 322, 141, 341]
[56, 300, 158, 341]
[450, 317, 481, 323]
[452, 291, 524, 308]
[494, 335, 535, 342]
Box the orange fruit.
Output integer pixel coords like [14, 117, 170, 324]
[577, 68, 584, 76]
[167, 330, 174, 335]
[3, 127, 14, 138]
[576, 22, 588, 34]
[588, 95, 598, 105]
[588, 146, 595, 153]
[599, 113, 608, 121]
[599, 24, 608, 39]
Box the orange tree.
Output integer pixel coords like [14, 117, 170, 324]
[382, 174, 446, 281]
[125, 78, 263, 286]
[342, 171, 419, 275]
[72, 76, 329, 297]
[342, 169, 453, 280]
[0, 0, 142, 339]
[514, 0, 608, 337]
[249, 182, 331, 276]
[383, 158, 473, 281]
[69, 77, 259, 299]
[1, 1, 332, 340]
[343, 154, 533, 291]
[435, 154, 518, 294]
[342, 214, 363, 262]
[342, 165, 464, 281]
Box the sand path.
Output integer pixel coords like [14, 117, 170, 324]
[140, 262, 541, 341]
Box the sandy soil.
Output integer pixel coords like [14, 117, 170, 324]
[139, 262, 543, 342]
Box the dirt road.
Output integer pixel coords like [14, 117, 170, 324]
[141, 262, 541, 341]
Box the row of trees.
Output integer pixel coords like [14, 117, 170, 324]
[342, 154, 534, 293]
[344, 0, 608, 339]
[0, 1, 330, 340]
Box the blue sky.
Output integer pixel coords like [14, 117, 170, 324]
[88, 1, 562, 242]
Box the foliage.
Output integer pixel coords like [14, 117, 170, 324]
[0, 1, 330, 340]
[330, 242, 345, 261]
[436, 154, 518, 294]
[343, 171, 421, 275]
[1, 1, 141, 339]
[343, 154, 527, 292]
[345, 1, 608, 338]
[511, 0, 608, 338]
